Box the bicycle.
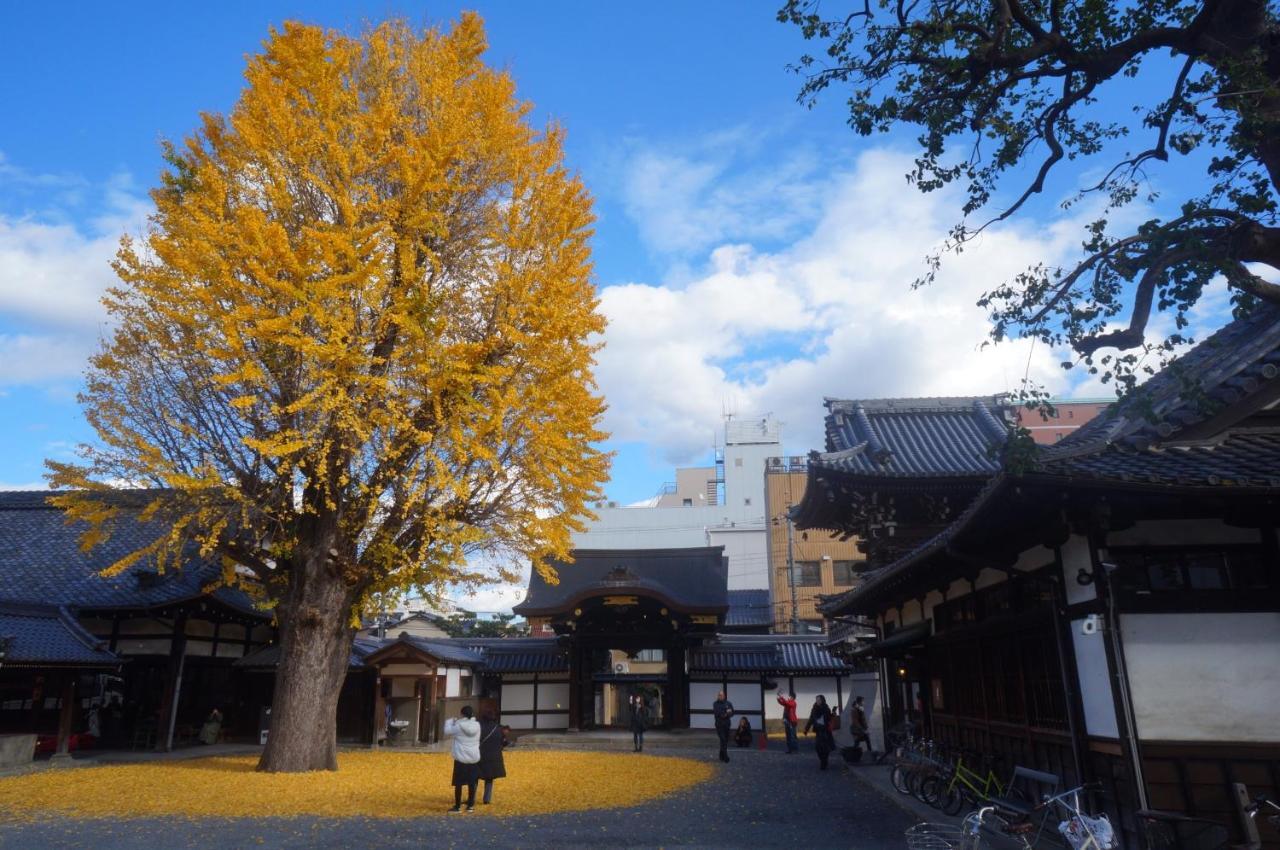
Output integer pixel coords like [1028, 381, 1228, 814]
[904, 784, 1118, 850]
[920, 749, 1005, 815]
[891, 739, 947, 800]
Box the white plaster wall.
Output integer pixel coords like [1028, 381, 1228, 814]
[1106, 519, 1260, 547]
[445, 667, 462, 697]
[922, 590, 945, 621]
[1014, 545, 1055, 571]
[900, 600, 925, 625]
[1122, 612, 1280, 741]
[1060, 535, 1098, 606]
[535, 713, 568, 729]
[506, 714, 534, 730]
[688, 681, 723, 729]
[833, 674, 883, 749]
[792, 677, 840, 719]
[974, 567, 1008, 590]
[1071, 622, 1118, 738]
[502, 683, 534, 712]
[726, 682, 762, 716]
[536, 682, 570, 713]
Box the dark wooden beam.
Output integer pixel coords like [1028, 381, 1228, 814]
[155, 612, 188, 752]
[53, 675, 75, 760]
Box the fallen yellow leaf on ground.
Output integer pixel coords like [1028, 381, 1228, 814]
[0, 750, 714, 821]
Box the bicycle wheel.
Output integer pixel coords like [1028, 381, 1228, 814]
[909, 770, 931, 801]
[919, 775, 945, 807]
[891, 764, 911, 794]
[939, 783, 966, 816]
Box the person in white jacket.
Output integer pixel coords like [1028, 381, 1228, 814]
[444, 705, 482, 812]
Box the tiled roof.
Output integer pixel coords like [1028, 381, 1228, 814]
[725, 589, 772, 628]
[1051, 302, 1280, 451]
[236, 636, 385, 669]
[689, 635, 851, 674]
[237, 635, 567, 673]
[0, 601, 120, 667]
[514, 548, 728, 617]
[399, 636, 485, 666]
[821, 307, 1280, 619]
[0, 491, 266, 618]
[463, 638, 569, 673]
[810, 396, 1010, 478]
[1039, 430, 1280, 487]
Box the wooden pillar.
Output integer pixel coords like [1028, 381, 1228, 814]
[53, 675, 76, 759]
[371, 672, 382, 749]
[567, 638, 582, 731]
[156, 613, 188, 752]
[668, 641, 687, 728]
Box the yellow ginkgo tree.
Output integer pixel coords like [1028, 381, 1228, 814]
[48, 15, 609, 773]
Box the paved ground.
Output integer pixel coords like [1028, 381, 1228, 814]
[0, 744, 919, 849]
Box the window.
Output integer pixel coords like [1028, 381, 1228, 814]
[832, 560, 858, 586]
[681, 498, 692, 506]
[791, 561, 821, 587]
[1110, 545, 1276, 608]
[633, 649, 665, 663]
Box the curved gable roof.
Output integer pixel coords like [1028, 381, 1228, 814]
[513, 547, 728, 617]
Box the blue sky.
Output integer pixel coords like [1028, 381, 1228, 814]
[0, 1, 1239, 513]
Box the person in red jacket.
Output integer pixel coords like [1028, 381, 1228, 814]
[776, 689, 799, 753]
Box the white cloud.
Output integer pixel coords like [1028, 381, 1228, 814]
[596, 146, 1092, 462]
[0, 155, 147, 388]
[619, 130, 833, 257]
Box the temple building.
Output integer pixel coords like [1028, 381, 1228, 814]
[801, 305, 1280, 848]
[0, 490, 273, 756]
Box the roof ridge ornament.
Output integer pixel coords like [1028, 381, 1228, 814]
[602, 564, 639, 585]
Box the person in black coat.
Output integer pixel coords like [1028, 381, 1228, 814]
[478, 709, 506, 805]
[733, 715, 753, 748]
[629, 694, 649, 752]
[804, 695, 835, 770]
[712, 691, 734, 763]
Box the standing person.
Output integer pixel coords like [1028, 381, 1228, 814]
[712, 691, 734, 763]
[776, 689, 799, 754]
[849, 695, 872, 754]
[478, 708, 506, 805]
[443, 705, 481, 812]
[733, 716, 753, 748]
[804, 695, 835, 771]
[630, 692, 649, 752]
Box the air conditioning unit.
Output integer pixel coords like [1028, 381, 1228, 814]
[767, 457, 783, 469]
[614, 662, 629, 674]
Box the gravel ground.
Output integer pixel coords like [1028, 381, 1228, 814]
[0, 745, 917, 849]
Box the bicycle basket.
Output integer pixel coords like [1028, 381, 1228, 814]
[906, 822, 971, 850]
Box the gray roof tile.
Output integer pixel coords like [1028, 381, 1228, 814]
[811, 396, 1010, 479]
[0, 491, 265, 618]
[0, 601, 120, 667]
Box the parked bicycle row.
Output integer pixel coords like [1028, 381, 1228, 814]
[891, 736, 1280, 849]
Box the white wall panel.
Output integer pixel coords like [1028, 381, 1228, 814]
[502, 683, 534, 713]
[726, 682, 761, 715]
[535, 712, 568, 729]
[537, 682, 570, 712]
[1123, 612, 1280, 741]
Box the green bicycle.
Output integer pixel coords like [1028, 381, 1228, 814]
[920, 751, 1005, 815]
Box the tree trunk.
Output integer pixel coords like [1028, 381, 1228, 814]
[256, 552, 355, 773]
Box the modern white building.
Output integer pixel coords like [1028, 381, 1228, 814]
[572, 415, 781, 591]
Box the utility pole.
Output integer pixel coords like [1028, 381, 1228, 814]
[785, 510, 799, 635]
